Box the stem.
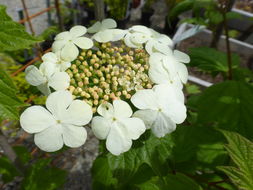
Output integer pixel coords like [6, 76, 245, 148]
[94, 0, 105, 21]
[0, 130, 26, 175]
[221, 3, 233, 80]
[54, 0, 64, 31]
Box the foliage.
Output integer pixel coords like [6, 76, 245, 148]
[0, 66, 26, 122]
[20, 158, 67, 190]
[105, 0, 129, 20]
[196, 80, 253, 140]
[0, 5, 41, 52]
[218, 131, 253, 190]
[189, 47, 239, 77]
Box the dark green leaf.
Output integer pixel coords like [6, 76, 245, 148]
[0, 67, 26, 122]
[218, 131, 253, 190]
[21, 159, 67, 190]
[0, 5, 41, 51]
[189, 47, 239, 75]
[91, 156, 117, 190]
[197, 81, 253, 140]
[13, 146, 31, 165]
[0, 156, 20, 183]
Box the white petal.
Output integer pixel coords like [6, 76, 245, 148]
[61, 100, 92, 125]
[131, 89, 158, 110]
[25, 66, 46, 86]
[163, 101, 186, 124]
[145, 40, 155, 55]
[52, 40, 67, 52]
[151, 112, 176, 138]
[102, 18, 117, 29]
[39, 62, 56, 78]
[55, 31, 71, 40]
[93, 30, 113, 43]
[118, 118, 146, 140]
[106, 124, 132, 155]
[97, 102, 114, 118]
[158, 34, 173, 47]
[113, 100, 132, 118]
[148, 52, 164, 67]
[34, 124, 63, 152]
[61, 42, 79, 61]
[124, 33, 141, 48]
[87, 21, 102, 33]
[131, 25, 151, 35]
[70, 25, 87, 38]
[133, 110, 157, 129]
[37, 83, 51, 95]
[73, 37, 93, 49]
[131, 33, 149, 44]
[62, 124, 87, 147]
[111, 29, 127, 41]
[148, 64, 171, 84]
[153, 42, 173, 55]
[48, 72, 70, 90]
[20, 106, 56, 133]
[177, 62, 188, 84]
[46, 90, 72, 119]
[42, 52, 57, 63]
[91, 116, 111, 139]
[174, 50, 190, 63]
[153, 84, 184, 103]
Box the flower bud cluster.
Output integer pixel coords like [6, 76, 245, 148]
[66, 42, 153, 112]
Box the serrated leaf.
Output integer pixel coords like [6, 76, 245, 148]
[197, 81, 253, 140]
[0, 5, 41, 51]
[189, 47, 239, 75]
[218, 131, 253, 190]
[21, 159, 67, 190]
[0, 67, 25, 122]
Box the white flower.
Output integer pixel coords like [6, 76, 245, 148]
[131, 84, 186, 138]
[42, 52, 71, 71]
[124, 25, 152, 48]
[25, 62, 70, 95]
[148, 50, 190, 89]
[20, 91, 93, 152]
[145, 29, 174, 55]
[87, 18, 127, 43]
[91, 100, 146, 155]
[52, 25, 93, 61]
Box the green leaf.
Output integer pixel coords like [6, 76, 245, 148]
[165, 173, 202, 190]
[197, 81, 253, 139]
[218, 131, 253, 190]
[0, 66, 25, 122]
[107, 132, 173, 184]
[13, 146, 31, 165]
[91, 156, 117, 190]
[21, 159, 67, 190]
[168, 0, 194, 20]
[0, 5, 41, 51]
[137, 173, 202, 190]
[38, 26, 59, 40]
[0, 156, 20, 183]
[189, 47, 239, 75]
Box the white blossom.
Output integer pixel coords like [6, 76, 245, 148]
[91, 100, 146, 155]
[87, 18, 127, 43]
[20, 91, 93, 152]
[145, 28, 174, 55]
[148, 51, 190, 89]
[131, 84, 186, 138]
[25, 62, 70, 95]
[52, 25, 93, 61]
[42, 52, 71, 71]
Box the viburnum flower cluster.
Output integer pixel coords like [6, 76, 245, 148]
[20, 18, 189, 155]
